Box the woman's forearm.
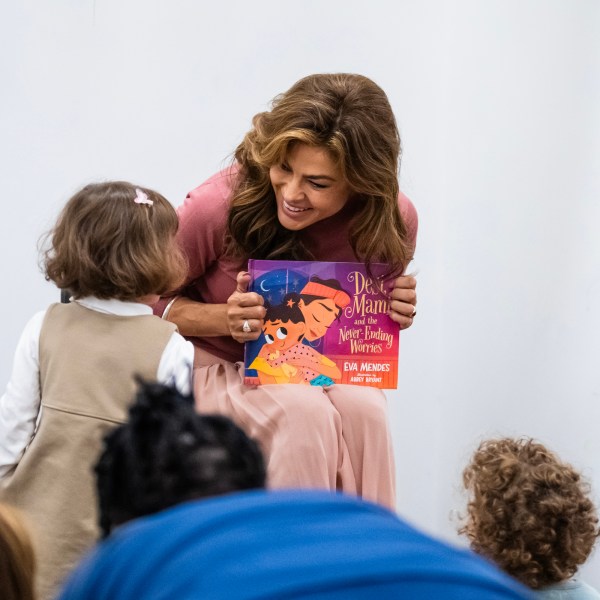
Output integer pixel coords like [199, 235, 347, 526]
[164, 296, 231, 337]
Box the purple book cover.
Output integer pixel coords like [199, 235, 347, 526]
[244, 259, 399, 389]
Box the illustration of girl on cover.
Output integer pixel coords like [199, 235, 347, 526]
[249, 277, 351, 385]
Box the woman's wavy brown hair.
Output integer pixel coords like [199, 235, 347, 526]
[226, 73, 413, 278]
[42, 182, 187, 300]
[0, 503, 36, 600]
[460, 437, 599, 589]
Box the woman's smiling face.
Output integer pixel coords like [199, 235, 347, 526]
[269, 143, 351, 231]
[298, 298, 339, 341]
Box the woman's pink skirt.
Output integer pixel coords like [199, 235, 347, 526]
[193, 347, 396, 510]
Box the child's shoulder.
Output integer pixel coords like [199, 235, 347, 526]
[21, 306, 52, 338]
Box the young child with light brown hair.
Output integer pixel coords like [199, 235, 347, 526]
[0, 181, 194, 599]
[461, 437, 600, 599]
[0, 503, 36, 600]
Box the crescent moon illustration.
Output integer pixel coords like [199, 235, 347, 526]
[260, 280, 271, 292]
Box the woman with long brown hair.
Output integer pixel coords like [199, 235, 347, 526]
[155, 73, 418, 509]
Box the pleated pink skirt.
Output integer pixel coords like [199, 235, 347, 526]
[193, 348, 396, 510]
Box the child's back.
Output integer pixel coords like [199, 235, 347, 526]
[2, 302, 176, 598]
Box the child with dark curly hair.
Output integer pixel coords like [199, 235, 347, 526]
[460, 437, 600, 599]
[94, 379, 266, 538]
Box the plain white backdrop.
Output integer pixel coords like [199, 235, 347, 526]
[2, 0, 599, 586]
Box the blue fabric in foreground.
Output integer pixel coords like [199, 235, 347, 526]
[59, 489, 532, 600]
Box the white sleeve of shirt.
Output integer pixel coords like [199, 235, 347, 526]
[156, 332, 195, 396]
[0, 310, 45, 479]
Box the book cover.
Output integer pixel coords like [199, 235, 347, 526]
[243, 259, 399, 389]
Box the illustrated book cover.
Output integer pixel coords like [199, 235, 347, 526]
[243, 259, 400, 389]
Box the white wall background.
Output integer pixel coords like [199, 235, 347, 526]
[2, 0, 599, 587]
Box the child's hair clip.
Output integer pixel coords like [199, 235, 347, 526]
[134, 188, 154, 206]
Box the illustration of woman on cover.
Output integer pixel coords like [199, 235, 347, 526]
[250, 289, 346, 385]
[297, 276, 351, 344]
[154, 73, 418, 509]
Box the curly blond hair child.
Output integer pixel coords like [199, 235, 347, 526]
[461, 437, 600, 598]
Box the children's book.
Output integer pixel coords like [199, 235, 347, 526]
[243, 259, 400, 389]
